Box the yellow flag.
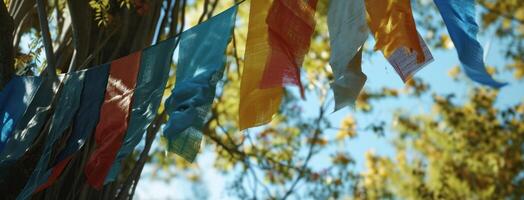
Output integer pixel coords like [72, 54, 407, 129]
[238, 0, 283, 130]
[365, 0, 425, 62]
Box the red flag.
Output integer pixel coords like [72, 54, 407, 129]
[35, 157, 70, 192]
[260, 0, 318, 98]
[84, 52, 141, 189]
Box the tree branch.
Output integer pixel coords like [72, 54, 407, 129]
[66, 0, 93, 69]
[197, 0, 209, 23]
[206, 0, 219, 19]
[36, 0, 57, 79]
[281, 104, 326, 200]
[116, 111, 167, 200]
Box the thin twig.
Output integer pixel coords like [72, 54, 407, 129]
[198, 0, 210, 23]
[281, 104, 326, 200]
[77, 25, 120, 70]
[232, 28, 242, 78]
[246, 133, 274, 198]
[206, 0, 219, 19]
[116, 111, 167, 200]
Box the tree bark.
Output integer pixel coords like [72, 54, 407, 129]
[0, 0, 14, 89]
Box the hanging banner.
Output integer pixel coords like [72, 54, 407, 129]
[35, 64, 110, 192]
[0, 76, 41, 152]
[238, 0, 283, 130]
[0, 78, 57, 169]
[386, 34, 434, 82]
[17, 71, 85, 200]
[365, 0, 426, 63]
[327, 0, 368, 111]
[163, 5, 237, 162]
[105, 37, 178, 184]
[259, 0, 318, 98]
[84, 52, 141, 189]
[330, 49, 366, 111]
[433, 0, 506, 88]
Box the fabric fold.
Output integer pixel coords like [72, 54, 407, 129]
[163, 5, 237, 162]
[0, 76, 41, 152]
[35, 64, 109, 192]
[17, 71, 85, 200]
[365, 0, 426, 63]
[84, 52, 141, 189]
[105, 37, 177, 184]
[259, 0, 319, 98]
[0, 78, 57, 169]
[386, 34, 434, 82]
[330, 49, 366, 111]
[433, 0, 506, 88]
[238, 0, 283, 130]
[327, 0, 368, 111]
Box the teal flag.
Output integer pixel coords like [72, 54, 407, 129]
[55, 64, 109, 162]
[163, 5, 237, 162]
[105, 37, 177, 184]
[17, 71, 85, 200]
[0, 76, 41, 153]
[34, 65, 109, 192]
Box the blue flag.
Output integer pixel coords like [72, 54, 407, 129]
[17, 71, 85, 200]
[163, 5, 237, 162]
[433, 0, 507, 88]
[0, 76, 41, 152]
[105, 37, 177, 184]
[0, 77, 57, 168]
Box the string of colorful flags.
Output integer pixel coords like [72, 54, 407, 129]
[0, 0, 507, 198]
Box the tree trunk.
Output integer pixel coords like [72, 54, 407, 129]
[0, 0, 14, 89]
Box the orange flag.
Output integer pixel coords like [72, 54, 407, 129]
[238, 0, 283, 130]
[365, 0, 425, 63]
[259, 0, 318, 98]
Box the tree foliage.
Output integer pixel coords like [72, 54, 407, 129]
[360, 89, 524, 199]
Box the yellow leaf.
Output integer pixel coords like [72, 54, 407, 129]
[441, 35, 454, 49]
[448, 66, 461, 79]
[502, 19, 511, 30]
[515, 8, 524, 21]
[336, 116, 357, 140]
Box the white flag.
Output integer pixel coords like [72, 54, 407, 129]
[328, 0, 369, 111]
